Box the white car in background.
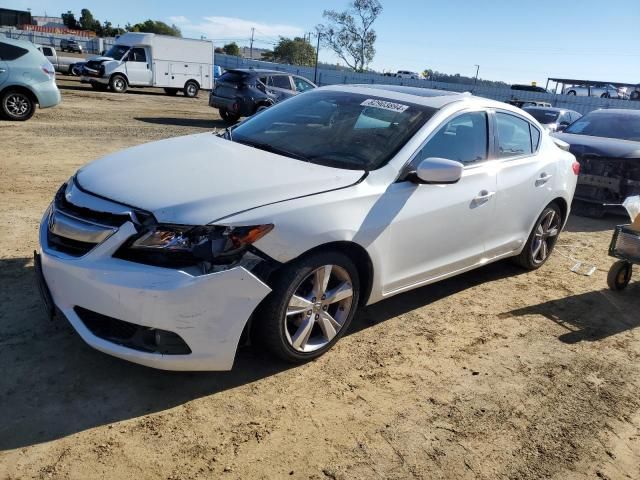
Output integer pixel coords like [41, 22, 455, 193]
[396, 70, 421, 79]
[36, 85, 578, 371]
[563, 84, 629, 99]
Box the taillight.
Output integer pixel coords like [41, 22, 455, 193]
[572, 161, 580, 175]
[41, 63, 55, 77]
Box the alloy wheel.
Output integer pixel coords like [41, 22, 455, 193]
[5, 93, 29, 117]
[284, 265, 354, 353]
[113, 77, 126, 92]
[187, 84, 197, 97]
[531, 209, 561, 265]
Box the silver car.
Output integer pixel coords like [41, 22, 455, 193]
[0, 38, 61, 121]
[563, 84, 629, 99]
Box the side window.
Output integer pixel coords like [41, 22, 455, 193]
[42, 47, 53, 56]
[131, 48, 147, 62]
[271, 75, 292, 90]
[258, 76, 268, 85]
[496, 112, 533, 158]
[293, 77, 314, 92]
[0, 42, 29, 61]
[530, 124, 541, 151]
[417, 111, 489, 165]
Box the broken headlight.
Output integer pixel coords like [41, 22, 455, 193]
[117, 224, 273, 268]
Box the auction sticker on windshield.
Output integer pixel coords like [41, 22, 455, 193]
[361, 99, 409, 113]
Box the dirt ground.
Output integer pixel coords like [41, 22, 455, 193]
[1, 76, 639, 480]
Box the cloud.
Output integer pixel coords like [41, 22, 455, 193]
[168, 16, 304, 43]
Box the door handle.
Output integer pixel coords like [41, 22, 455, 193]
[474, 190, 495, 203]
[535, 173, 553, 186]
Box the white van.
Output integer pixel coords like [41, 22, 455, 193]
[395, 70, 420, 79]
[81, 33, 213, 97]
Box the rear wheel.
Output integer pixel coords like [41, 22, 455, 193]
[109, 74, 128, 93]
[184, 81, 199, 98]
[255, 251, 360, 363]
[601, 92, 610, 99]
[1, 90, 35, 121]
[607, 261, 632, 291]
[631, 91, 640, 101]
[164, 88, 178, 96]
[219, 108, 240, 124]
[566, 90, 577, 96]
[513, 204, 562, 270]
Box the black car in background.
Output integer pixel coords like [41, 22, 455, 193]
[209, 68, 316, 123]
[511, 84, 549, 93]
[523, 106, 582, 132]
[553, 109, 640, 216]
[60, 39, 83, 53]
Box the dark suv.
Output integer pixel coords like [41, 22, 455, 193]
[209, 68, 316, 123]
[60, 39, 83, 53]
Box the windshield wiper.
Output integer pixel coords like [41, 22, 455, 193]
[235, 139, 311, 162]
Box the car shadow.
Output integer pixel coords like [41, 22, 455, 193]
[135, 117, 228, 129]
[505, 284, 640, 343]
[0, 255, 531, 450]
[564, 213, 626, 234]
[56, 83, 187, 98]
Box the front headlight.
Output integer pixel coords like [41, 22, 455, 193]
[118, 224, 273, 268]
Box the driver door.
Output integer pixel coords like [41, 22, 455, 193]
[383, 110, 497, 294]
[125, 47, 152, 86]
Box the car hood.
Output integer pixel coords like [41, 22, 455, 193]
[86, 55, 114, 62]
[76, 133, 365, 225]
[552, 133, 640, 159]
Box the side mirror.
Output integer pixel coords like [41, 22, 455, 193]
[414, 157, 464, 184]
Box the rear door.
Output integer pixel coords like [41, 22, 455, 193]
[0, 59, 7, 88]
[125, 47, 152, 86]
[488, 110, 556, 258]
[265, 74, 294, 101]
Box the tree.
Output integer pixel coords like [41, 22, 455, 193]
[223, 42, 240, 56]
[261, 50, 275, 61]
[128, 20, 182, 37]
[79, 8, 99, 31]
[272, 37, 316, 66]
[422, 69, 433, 79]
[317, 0, 382, 72]
[61, 11, 79, 30]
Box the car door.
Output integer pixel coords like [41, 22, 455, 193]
[487, 111, 556, 258]
[265, 74, 294, 101]
[292, 76, 315, 94]
[384, 109, 497, 294]
[125, 47, 152, 86]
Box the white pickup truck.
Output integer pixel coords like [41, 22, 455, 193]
[36, 45, 86, 75]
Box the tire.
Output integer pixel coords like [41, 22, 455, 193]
[630, 91, 640, 101]
[566, 90, 577, 96]
[183, 81, 199, 98]
[109, 74, 128, 93]
[1, 89, 36, 121]
[164, 88, 178, 96]
[607, 261, 632, 291]
[601, 93, 610, 99]
[513, 203, 562, 270]
[255, 103, 271, 114]
[219, 108, 240, 124]
[254, 250, 360, 363]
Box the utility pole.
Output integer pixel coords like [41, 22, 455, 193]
[314, 32, 321, 84]
[250, 27, 255, 59]
[474, 64, 480, 89]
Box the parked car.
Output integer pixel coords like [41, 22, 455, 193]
[0, 38, 61, 121]
[553, 109, 640, 216]
[209, 68, 316, 123]
[36, 45, 85, 75]
[523, 106, 582, 132]
[511, 84, 549, 93]
[60, 39, 83, 54]
[563, 84, 629, 99]
[395, 70, 420, 79]
[36, 85, 578, 370]
[81, 32, 213, 96]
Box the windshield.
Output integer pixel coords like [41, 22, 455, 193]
[231, 90, 436, 170]
[564, 111, 640, 141]
[104, 45, 129, 61]
[524, 108, 560, 123]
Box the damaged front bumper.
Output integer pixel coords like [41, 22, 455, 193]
[38, 213, 272, 371]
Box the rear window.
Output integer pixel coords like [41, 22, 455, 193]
[0, 42, 29, 61]
[218, 71, 250, 84]
[524, 108, 560, 123]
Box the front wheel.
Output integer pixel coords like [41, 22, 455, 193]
[219, 108, 240, 124]
[601, 92, 610, 99]
[566, 90, 577, 96]
[607, 261, 632, 291]
[255, 251, 360, 363]
[513, 204, 562, 270]
[184, 81, 199, 98]
[1, 90, 35, 121]
[109, 74, 128, 93]
[631, 91, 640, 101]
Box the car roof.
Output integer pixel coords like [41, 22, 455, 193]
[319, 84, 518, 111]
[0, 37, 39, 52]
[228, 68, 289, 76]
[588, 109, 640, 116]
[523, 106, 572, 113]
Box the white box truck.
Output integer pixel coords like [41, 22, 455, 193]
[81, 32, 213, 97]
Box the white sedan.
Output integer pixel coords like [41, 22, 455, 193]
[36, 85, 578, 370]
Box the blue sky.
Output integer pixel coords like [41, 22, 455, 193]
[5, 0, 640, 85]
